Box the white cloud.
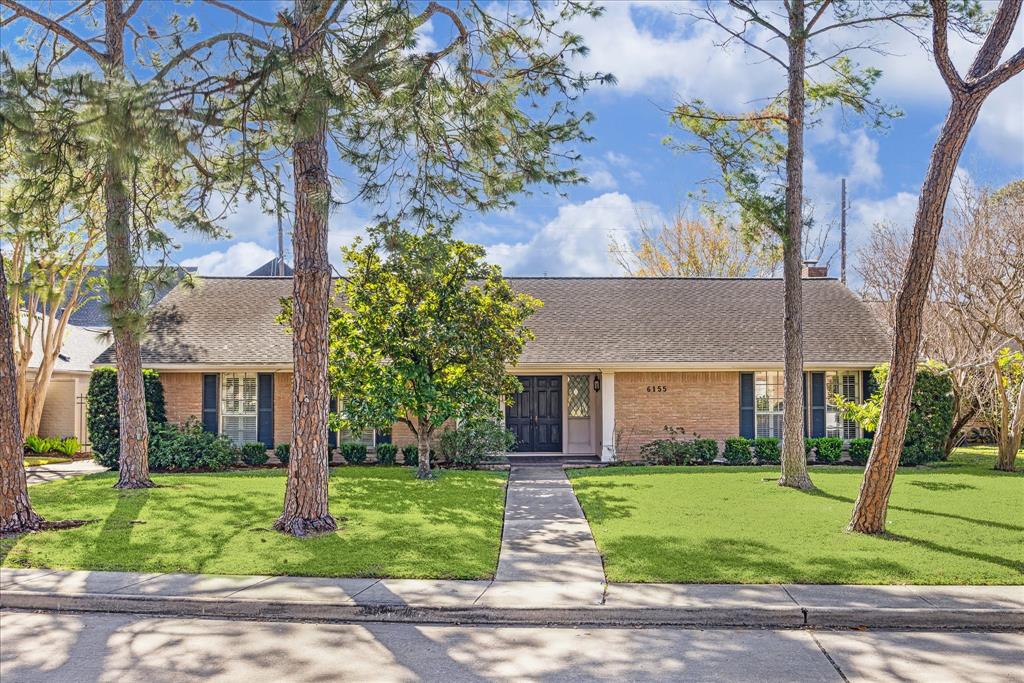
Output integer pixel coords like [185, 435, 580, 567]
[183, 242, 276, 276]
[486, 192, 655, 276]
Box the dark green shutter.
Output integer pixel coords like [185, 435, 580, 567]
[257, 373, 274, 448]
[739, 373, 755, 439]
[802, 372, 809, 438]
[201, 374, 219, 433]
[328, 396, 338, 448]
[862, 370, 875, 439]
[811, 372, 826, 438]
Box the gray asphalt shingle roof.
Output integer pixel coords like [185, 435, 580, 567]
[93, 276, 890, 367]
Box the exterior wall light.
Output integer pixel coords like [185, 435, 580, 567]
[593, 376, 601, 393]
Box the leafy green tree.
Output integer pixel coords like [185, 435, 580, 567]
[328, 231, 538, 479]
[666, 0, 982, 491]
[1, 1, 269, 488]
[226, 0, 606, 533]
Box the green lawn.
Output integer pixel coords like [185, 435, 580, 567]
[568, 447, 1023, 585]
[23, 456, 73, 467]
[1, 467, 507, 579]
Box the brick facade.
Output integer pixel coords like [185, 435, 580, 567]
[273, 372, 293, 446]
[614, 371, 739, 459]
[160, 372, 203, 426]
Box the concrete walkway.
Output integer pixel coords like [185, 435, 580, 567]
[25, 459, 106, 485]
[3, 567, 1021, 630]
[495, 465, 605, 584]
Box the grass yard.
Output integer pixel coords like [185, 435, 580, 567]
[568, 447, 1023, 585]
[23, 456, 73, 467]
[1, 467, 507, 580]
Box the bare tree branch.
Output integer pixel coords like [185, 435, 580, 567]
[966, 0, 1022, 79]
[0, 0, 106, 62]
[930, 0, 965, 93]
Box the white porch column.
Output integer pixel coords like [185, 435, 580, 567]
[600, 371, 616, 462]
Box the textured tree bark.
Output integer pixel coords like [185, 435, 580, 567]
[104, 0, 152, 489]
[943, 396, 977, 459]
[416, 420, 433, 480]
[0, 256, 44, 533]
[778, 0, 813, 491]
[275, 0, 337, 536]
[849, 95, 985, 533]
[994, 360, 1023, 472]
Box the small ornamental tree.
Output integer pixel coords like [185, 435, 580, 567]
[328, 231, 539, 479]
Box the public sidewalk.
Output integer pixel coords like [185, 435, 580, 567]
[2, 568, 1021, 629]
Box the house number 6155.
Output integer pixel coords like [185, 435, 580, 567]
[646, 385, 667, 393]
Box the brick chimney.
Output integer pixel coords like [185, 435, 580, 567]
[801, 260, 828, 278]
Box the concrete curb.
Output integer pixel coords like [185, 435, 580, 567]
[3, 590, 1021, 630]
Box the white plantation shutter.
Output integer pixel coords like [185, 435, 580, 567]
[221, 373, 258, 445]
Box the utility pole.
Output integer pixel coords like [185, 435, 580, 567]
[276, 184, 286, 277]
[840, 178, 847, 286]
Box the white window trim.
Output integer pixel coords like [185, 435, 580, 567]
[754, 370, 785, 439]
[220, 372, 259, 446]
[824, 370, 862, 441]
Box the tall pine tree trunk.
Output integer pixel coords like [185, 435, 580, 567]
[104, 0, 152, 489]
[275, 0, 336, 536]
[778, 0, 812, 490]
[0, 256, 44, 533]
[849, 95, 984, 532]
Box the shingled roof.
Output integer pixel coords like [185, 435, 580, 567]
[94, 276, 890, 367]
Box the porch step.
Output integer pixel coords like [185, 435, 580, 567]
[498, 455, 602, 466]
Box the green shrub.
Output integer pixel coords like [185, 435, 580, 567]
[639, 439, 680, 465]
[402, 444, 418, 466]
[723, 438, 753, 465]
[814, 437, 843, 464]
[240, 442, 269, 466]
[148, 419, 237, 471]
[88, 367, 166, 469]
[848, 438, 873, 466]
[54, 437, 80, 456]
[804, 437, 817, 458]
[439, 419, 515, 468]
[24, 435, 58, 454]
[375, 442, 398, 465]
[275, 443, 290, 465]
[692, 438, 719, 464]
[753, 437, 781, 464]
[340, 442, 368, 465]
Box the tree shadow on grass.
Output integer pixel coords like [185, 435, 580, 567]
[808, 488, 1024, 533]
[883, 532, 1024, 576]
[907, 481, 976, 492]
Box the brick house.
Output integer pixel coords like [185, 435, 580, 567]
[92, 274, 889, 461]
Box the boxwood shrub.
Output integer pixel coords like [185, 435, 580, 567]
[240, 442, 269, 466]
[88, 367, 166, 469]
[753, 437, 781, 464]
[692, 438, 719, 464]
[376, 442, 398, 465]
[402, 444, 418, 466]
[274, 443, 290, 466]
[848, 438, 873, 466]
[723, 437, 753, 465]
[340, 442, 368, 465]
[147, 419, 237, 471]
[814, 437, 843, 464]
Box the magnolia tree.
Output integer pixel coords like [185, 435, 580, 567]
[327, 231, 538, 480]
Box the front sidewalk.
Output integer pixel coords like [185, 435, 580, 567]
[2, 568, 1021, 629]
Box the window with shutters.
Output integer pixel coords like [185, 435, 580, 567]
[568, 375, 590, 418]
[825, 371, 861, 440]
[754, 371, 784, 438]
[221, 373, 258, 445]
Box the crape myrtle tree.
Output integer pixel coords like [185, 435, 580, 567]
[0, 253, 43, 532]
[225, 0, 606, 534]
[0, 0, 272, 489]
[328, 231, 539, 480]
[850, 0, 1024, 533]
[666, 0, 968, 490]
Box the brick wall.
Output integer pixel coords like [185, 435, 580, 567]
[160, 372, 203, 426]
[614, 371, 739, 459]
[273, 372, 293, 446]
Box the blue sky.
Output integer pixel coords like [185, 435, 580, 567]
[6, 1, 1023, 284]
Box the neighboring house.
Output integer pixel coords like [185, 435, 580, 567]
[247, 259, 293, 277]
[92, 272, 890, 461]
[28, 265, 195, 446]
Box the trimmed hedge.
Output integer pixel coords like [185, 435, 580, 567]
[723, 438, 753, 465]
[848, 438, 873, 466]
[240, 442, 269, 466]
[275, 443, 291, 465]
[692, 438, 719, 464]
[376, 442, 398, 465]
[88, 367, 166, 469]
[813, 437, 843, 464]
[402, 444, 418, 466]
[640, 438, 720, 465]
[340, 442, 368, 465]
[753, 437, 781, 464]
[147, 419, 237, 471]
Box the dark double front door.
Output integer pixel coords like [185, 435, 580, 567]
[506, 376, 562, 452]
